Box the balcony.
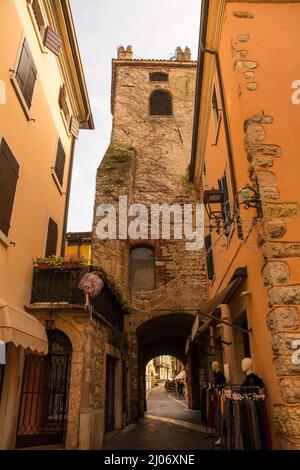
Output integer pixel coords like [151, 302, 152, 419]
[30, 266, 124, 330]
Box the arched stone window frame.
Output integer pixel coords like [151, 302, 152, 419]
[130, 244, 156, 292]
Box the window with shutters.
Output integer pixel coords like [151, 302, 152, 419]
[52, 139, 66, 188]
[219, 171, 232, 236]
[0, 138, 19, 239]
[59, 85, 71, 129]
[30, 0, 46, 38]
[150, 90, 173, 116]
[45, 218, 58, 257]
[58, 85, 79, 138]
[12, 38, 37, 115]
[130, 246, 156, 291]
[204, 234, 214, 281]
[211, 84, 221, 143]
[27, 1, 62, 56]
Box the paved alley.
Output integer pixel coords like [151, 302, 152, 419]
[103, 385, 212, 450]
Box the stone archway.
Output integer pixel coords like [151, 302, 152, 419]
[131, 313, 196, 418]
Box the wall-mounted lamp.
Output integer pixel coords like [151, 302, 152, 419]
[238, 181, 262, 217]
[203, 178, 262, 234]
[203, 189, 226, 233]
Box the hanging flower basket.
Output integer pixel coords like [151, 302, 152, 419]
[78, 272, 104, 320]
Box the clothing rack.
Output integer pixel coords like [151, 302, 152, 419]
[199, 382, 271, 450]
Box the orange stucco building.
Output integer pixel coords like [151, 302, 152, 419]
[189, 0, 300, 450]
[0, 0, 93, 449]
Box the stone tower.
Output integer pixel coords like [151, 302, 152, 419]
[92, 46, 207, 422]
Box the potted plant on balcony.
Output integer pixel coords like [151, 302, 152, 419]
[61, 256, 85, 270]
[33, 255, 66, 270]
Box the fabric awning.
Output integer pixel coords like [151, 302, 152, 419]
[174, 370, 186, 380]
[191, 277, 242, 341]
[0, 298, 48, 354]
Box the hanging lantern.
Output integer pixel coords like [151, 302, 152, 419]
[240, 186, 252, 202]
[79, 273, 104, 320]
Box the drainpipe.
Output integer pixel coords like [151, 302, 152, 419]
[61, 136, 76, 256]
[190, 0, 209, 182]
[202, 47, 243, 239]
[190, 0, 243, 239]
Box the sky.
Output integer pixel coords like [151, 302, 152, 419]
[68, 0, 201, 232]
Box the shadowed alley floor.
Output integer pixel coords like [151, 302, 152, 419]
[103, 384, 213, 450]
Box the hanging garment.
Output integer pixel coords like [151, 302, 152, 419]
[239, 400, 251, 450]
[215, 392, 223, 439]
[201, 387, 207, 422]
[261, 399, 273, 450]
[255, 399, 267, 449]
[232, 401, 244, 451]
[224, 398, 233, 450]
[249, 399, 262, 450]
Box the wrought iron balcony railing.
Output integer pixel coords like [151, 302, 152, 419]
[31, 266, 123, 330]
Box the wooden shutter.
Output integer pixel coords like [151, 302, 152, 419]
[69, 116, 80, 139]
[0, 138, 19, 236]
[45, 218, 58, 257]
[15, 39, 37, 108]
[54, 139, 66, 186]
[43, 26, 62, 56]
[204, 234, 214, 281]
[219, 173, 231, 234]
[59, 84, 67, 110]
[16, 40, 30, 91]
[23, 60, 37, 108]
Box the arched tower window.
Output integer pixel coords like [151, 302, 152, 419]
[150, 90, 172, 116]
[130, 246, 155, 291]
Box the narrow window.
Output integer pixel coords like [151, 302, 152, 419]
[0, 138, 19, 237]
[59, 85, 71, 127]
[211, 85, 221, 138]
[149, 72, 169, 82]
[150, 90, 172, 116]
[15, 39, 37, 109]
[204, 234, 214, 281]
[131, 246, 155, 291]
[31, 0, 46, 37]
[28, 0, 62, 55]
[54, 139, 66, 186]
[45, 218, 58, 257]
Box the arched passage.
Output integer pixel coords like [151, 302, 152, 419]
[137, 313, 195, 366]
[135, 313, 197, 416]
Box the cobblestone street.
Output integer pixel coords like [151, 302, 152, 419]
[104, 385, 212, 450]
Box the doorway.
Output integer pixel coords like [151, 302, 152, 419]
[15, 329, 72, 448]
[105, 355, 115, 433]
